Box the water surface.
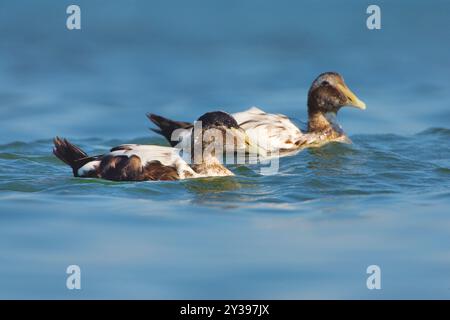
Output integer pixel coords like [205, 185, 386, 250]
[0, 0, 449, 299]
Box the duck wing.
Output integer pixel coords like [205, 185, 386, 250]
[77, 144, 198, 181]
[232, 107, 306, 153]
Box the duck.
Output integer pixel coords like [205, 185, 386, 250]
[53, 111, 260, 181]
[148, 72, 366, 157]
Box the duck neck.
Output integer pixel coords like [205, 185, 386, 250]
[308, 110, 331, 132]
[307, 107, 343, 137]
[190, 152, 233, 177]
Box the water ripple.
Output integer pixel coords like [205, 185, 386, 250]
[0, 128, 448, 209]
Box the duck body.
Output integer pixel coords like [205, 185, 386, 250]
[53, 138, 212, 181]
[149, 108, 348, 157]
[52, 111, 260, 181]
[232, 106, 350, 155]
[232, 106, 304, 153]
[53, 111, 256, 181]
[53, 138, 233, 181]
[148, 72, 365, 157]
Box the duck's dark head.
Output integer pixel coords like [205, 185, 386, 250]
[307, 72, 366, 133]
[193, 111, 264, 156]
[197, 111, 240, 131]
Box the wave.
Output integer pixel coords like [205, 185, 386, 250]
[0, 129, 448, 206]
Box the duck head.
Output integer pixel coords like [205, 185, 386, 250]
[192, 111, 264, 161]
[307, 72, 366, 133]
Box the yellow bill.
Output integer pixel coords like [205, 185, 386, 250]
[337, 83, 366, 110]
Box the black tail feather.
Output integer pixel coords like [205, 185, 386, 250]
[53, 137, 95, 176]
[146, 113, 192, 147]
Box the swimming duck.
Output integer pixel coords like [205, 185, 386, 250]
[148, 72, 366, 156]
[53, 111, 258, 181]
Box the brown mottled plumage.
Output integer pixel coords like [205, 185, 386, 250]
[53, 138, 186, 181]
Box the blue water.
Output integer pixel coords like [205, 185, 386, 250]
[1, 0, 450, 299]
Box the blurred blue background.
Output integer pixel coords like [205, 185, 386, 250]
[1, 0, 449, 141]
[0, 0, 449, 299]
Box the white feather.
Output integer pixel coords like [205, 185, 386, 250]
[78, 160, 101, 176]
[232, 107, 305, 153]
[107, 145, 199, 179]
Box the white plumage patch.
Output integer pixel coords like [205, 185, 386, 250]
[107, 145, 199, 179]
[109, 145, 179, 166]
[78, 160, 100, 177]
[232, 106, 305, 153]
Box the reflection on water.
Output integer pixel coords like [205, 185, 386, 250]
[184, 177, 242, 194]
